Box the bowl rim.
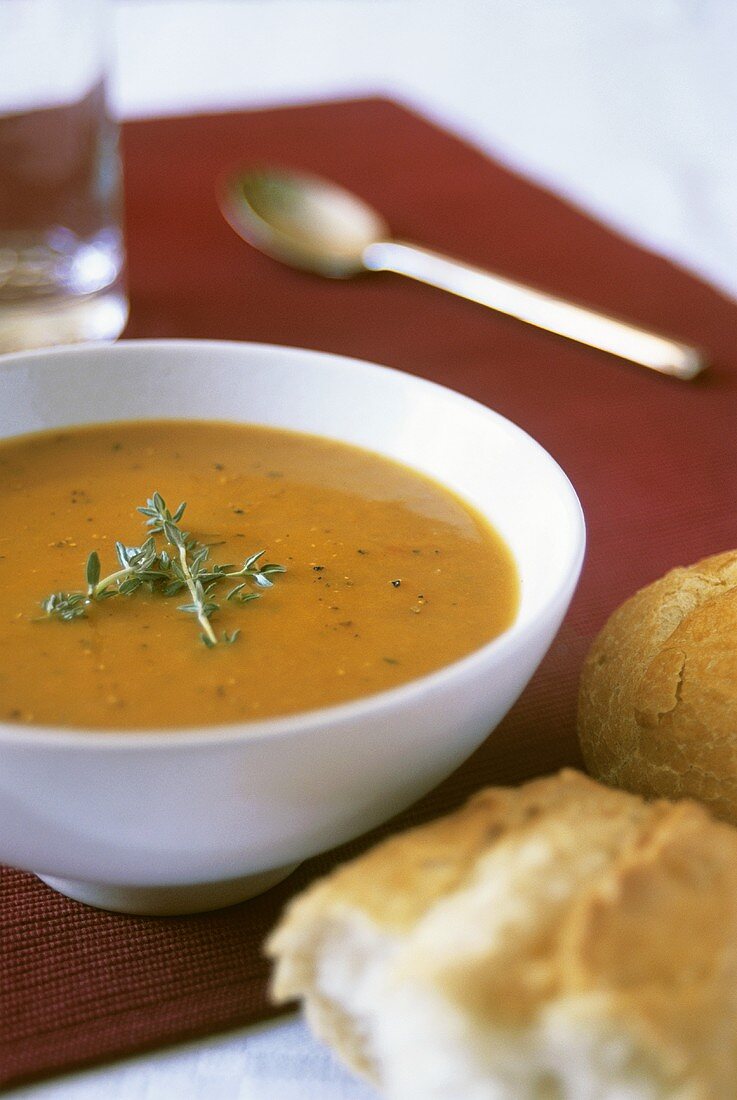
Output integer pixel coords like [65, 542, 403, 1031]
[0, 338, 586, 750]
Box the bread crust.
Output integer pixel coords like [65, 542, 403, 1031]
[578, 550, 737, 821]
[267, 770, 737, 1098]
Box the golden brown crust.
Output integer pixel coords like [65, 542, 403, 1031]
[578, 550, 737, 822]
[559, 800, 737, 1084]
[270, 770, 649, 949]
[267, 771, 737, 1095]
[383, 772, 665, 1027]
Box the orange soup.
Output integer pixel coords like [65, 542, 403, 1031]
[0, 421, 518, 729]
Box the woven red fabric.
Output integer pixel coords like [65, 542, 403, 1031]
[2, 97, 735, 1087]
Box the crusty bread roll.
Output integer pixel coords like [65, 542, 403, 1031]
[578, 549, 737, 823]
[267, 770, 737, 1100]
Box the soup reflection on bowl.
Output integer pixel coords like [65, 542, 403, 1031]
[0, 341, 585, 914]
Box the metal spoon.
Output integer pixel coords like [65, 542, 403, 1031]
[219, 167, 705, 380]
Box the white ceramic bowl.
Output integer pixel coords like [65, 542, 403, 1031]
[0, 340, 584, 914]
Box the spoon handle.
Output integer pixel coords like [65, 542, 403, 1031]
[362, 240, 705, 380]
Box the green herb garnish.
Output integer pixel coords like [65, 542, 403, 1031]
[40, 492, 285, 647]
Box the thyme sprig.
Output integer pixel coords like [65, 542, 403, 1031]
[40, 492, 285, 648]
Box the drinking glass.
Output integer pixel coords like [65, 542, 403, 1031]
[0, 0, 127, 352]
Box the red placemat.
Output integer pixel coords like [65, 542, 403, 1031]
[2, 97, 736, 1088]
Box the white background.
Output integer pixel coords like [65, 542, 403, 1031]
[8, 1, 736, 1097]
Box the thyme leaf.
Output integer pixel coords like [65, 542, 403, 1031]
[40, 591, 87, 622]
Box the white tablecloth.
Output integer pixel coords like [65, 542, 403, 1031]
[10, 2, 735, 1096]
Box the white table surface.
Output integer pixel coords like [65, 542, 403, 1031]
[9, 1, 736, 1097]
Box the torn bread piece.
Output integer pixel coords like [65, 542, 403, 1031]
[267, 770, 737, 1100]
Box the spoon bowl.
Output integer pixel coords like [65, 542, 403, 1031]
[220, 168, 386, 278]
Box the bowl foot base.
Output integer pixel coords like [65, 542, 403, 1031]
[37, 863, 301, 915]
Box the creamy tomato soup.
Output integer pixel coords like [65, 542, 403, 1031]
[0, 421, 518, 729]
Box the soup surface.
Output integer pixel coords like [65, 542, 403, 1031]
[0, 421, 518, 729]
